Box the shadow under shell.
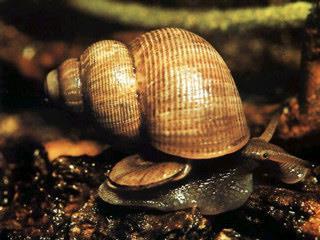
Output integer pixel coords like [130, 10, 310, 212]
[98, 157, 254, 215]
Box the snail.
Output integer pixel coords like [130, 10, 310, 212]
[45, 28, 310, 215]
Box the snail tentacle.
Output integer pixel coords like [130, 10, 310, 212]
[258, 111, 281, 142]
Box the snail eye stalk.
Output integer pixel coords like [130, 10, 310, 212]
[262, 152, 269, 159]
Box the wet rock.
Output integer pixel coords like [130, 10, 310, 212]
[0, 151, 13, 219]
[214, 229, 251, 240]
[69, 194, 213, 240]
[231, 185, 320, 239]
[0, 137, 122, 239]
[0, 139, 54, 237]
[1, 135, 320, 239]
[51, 154, 109, 191]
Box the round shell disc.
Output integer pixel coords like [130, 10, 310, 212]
[130, 28, 250, 159]
[108, 154, 191, 190]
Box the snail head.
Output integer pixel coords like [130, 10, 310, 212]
[240, 113, 311, 184]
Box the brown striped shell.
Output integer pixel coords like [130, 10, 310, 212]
[45, 28, 250, 159]
[80, 40, 142, 144]
[46, 58, 83, 112]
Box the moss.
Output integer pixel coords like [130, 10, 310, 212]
[68, 0, 312, 33]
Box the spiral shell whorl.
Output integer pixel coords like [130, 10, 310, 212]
[45, 69, 60, 103]
[130, 28, 249, 159]
[58, 58, 83, 112]
[80, 40, 141, 144]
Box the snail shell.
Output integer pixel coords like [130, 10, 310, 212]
[46, 28, 249, 159]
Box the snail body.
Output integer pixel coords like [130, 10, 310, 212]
[99, 157, 254, 215]
[46, 28, 310, 215]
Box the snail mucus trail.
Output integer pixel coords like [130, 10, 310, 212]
[45, 28, 311, 215]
